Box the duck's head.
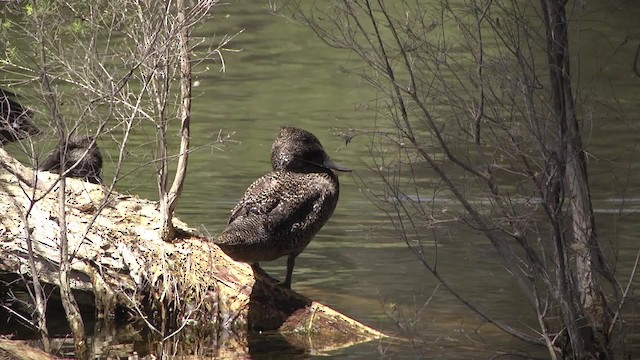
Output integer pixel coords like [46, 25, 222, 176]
[67, 135, 97, 150]
[271, 126, 351, 173]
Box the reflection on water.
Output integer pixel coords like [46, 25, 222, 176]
[2, 0, 640, 358]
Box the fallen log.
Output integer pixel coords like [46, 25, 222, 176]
[0, 338, 54, 360]
[0, 148, 385, 356]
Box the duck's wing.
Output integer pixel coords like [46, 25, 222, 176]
[225, 172, 321, 231]
[229, 173, 320, 220]
[228, 173, 281, 224]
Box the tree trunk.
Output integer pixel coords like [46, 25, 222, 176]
[541, 0, 610, 357]
[0, 149, 384, 357]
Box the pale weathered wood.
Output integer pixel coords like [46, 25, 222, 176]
[0, 338, 54, 360]
[0, 148, 385, 355]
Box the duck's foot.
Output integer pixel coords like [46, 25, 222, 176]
[251, 263, 292, 289]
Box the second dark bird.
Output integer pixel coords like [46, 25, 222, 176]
[0, 88, 40, 145]
[39, 135, 103, 184]
[214, 126, 351, 288]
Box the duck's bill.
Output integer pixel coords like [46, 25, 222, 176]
[324, 158, 352, 172]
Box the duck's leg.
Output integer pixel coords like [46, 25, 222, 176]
[251, 262, 267, 276]
[283, 255, 296, 289]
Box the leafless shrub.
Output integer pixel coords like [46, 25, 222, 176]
[284, 0, 630, 358]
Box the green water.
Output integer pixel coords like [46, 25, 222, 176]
[3, 0, 640, 358]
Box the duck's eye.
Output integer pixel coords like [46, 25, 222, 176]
[304, 149, 324, 163]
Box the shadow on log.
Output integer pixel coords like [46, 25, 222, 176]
[0, 149, 385, 357]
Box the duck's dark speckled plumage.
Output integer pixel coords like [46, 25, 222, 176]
[0, 88, 40, 145]
[39, 135, 103, 184]
[214, 126, 351, 288]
